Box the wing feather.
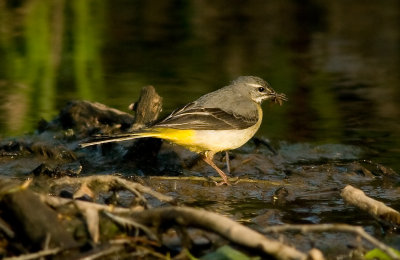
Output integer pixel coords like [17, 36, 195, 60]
[154, 103, 258, 130]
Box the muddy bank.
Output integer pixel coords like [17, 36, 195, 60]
[0, 87, 399, 259]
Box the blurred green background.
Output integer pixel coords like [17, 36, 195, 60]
[0, 0, 399, 171]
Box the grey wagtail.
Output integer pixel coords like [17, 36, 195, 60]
[81, 76, 287, 185]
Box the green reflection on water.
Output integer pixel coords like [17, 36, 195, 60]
[25, 0, 55, 127]
[72, 0, 105, 100]
[0, 0, 104, 136]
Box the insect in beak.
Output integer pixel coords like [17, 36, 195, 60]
[271, 92, 288, 106]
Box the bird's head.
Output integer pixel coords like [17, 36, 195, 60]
[233, 76, 288, 105]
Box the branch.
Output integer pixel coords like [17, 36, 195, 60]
[3, 247, 61, 260]
[341, 185, 400, 227]
[129, 206, 311, 260]
[41, 196, 311, 259]
[264, 223, 399, 260]
[40, 194, 139, 214]
[78, 245, 124, 260]
[51, 175, 174, 204]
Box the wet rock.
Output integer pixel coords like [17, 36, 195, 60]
[161, 228, 212, 254]
[0, 140, 32, 157]
[252, 209, 285, 227]
[30, 142, 76, 161]
[279, 142, 363, 163]
[31, 162, 81, 178]
[32, 163, 57, 177]
[358, 160, 398, 177]
[271, 187, 290, 206]
[0, 138, 76, 161]
[43, 100, 134, 136]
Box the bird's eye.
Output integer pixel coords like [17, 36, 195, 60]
[258, 87, 265, 92]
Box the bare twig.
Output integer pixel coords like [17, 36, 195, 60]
[264, 223, 399, 260]
[129, 206, 309, 260]
[3, 247, 61, 260]
[82, 207, 100, 243]
[40, 194, 140, 214]
[78, 245, 124, 260]
[307, 248, 325, 260]
[40, 194, 143, 243]
[73, 182, 95, 200]
[51, 175, 174, 203]
[341, 185, 400, 227]
[0, 217, 14, 238]
[103, 211, 158, 241]
[41, 192, 316, 259]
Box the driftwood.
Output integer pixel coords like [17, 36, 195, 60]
[41, 190, 315, 259]
[264, 223, 399, 260]
[341, 185, 400, 227]
[48, 176, 311, 259]
[2, 175, 399, 259]
[44, 174, 324, 259]
[128, 206, 318, 260]
[48, 175, 174, 245]
[129, 85, 163, 130]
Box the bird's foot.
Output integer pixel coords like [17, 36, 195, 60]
[214, 179, 231, 186]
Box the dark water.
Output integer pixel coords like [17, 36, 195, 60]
[0, 0, 399, 172]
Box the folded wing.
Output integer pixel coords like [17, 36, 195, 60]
[155, 102, 258, 130]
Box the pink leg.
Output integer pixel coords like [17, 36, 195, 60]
[202, 151, 230, 186]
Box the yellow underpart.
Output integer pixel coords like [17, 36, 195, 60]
[137, 128, 196, 150]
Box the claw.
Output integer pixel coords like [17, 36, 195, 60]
[214, 179, 231, 186]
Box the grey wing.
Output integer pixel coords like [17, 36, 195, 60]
[154, 102, 259, 130]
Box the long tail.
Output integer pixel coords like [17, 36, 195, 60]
[80, 132, 158, 148]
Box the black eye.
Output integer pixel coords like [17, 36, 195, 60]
[258, 87, 265, 92]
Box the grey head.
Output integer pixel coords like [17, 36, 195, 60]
[232, 76, 286, 104]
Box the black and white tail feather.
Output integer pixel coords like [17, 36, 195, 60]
[80, 132, 152, 148]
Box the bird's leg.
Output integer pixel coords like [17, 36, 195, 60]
[202, 151, 230, 186]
